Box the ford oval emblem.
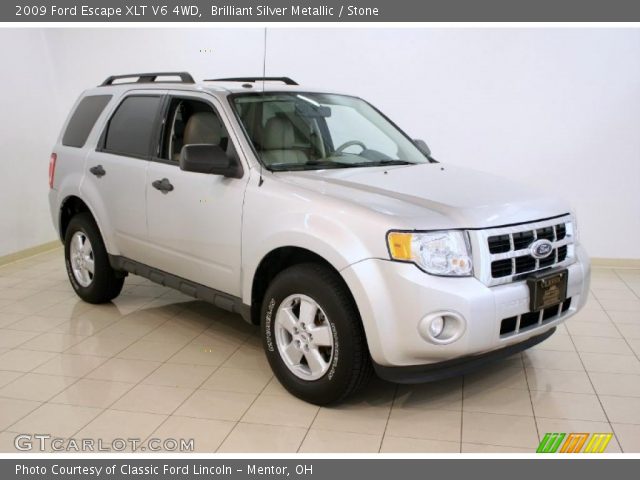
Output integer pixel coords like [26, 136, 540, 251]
[530, 239, 554, 259]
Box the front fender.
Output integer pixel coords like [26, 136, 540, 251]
[241, 213, 376, 304]
[240, 171, 396, 304]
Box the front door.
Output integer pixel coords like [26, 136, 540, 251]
[144, 93, 247, 296]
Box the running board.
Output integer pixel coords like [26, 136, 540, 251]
[108, 255, 251, 323]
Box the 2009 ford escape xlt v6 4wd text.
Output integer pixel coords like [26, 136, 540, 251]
[49, 72, 590, 404]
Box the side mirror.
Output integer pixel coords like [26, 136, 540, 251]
[179, 144, 241, 178]
[413, 139, 431, 157]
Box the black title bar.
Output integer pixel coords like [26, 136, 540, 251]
[4, 459, 640, 480]
[5, 0, 640, 22]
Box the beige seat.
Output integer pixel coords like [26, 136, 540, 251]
[183, 112, 224, 146]
[260, 116, 309, 165]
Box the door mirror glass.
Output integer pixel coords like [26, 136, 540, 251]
[414, 139, 431, 157]
[179, 144, 241, 177]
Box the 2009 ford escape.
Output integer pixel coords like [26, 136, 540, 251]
[48, 72, 591, 404]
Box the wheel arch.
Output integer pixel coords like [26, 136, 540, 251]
[58, 195, 117, 255]
[59, 195, 94, 241]
[248, 246, 360, 326]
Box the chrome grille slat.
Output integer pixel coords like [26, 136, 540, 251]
[489, 237, 574, 261]
[472, 214, 576, 287]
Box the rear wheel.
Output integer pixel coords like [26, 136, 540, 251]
[261, 263, 372, 405]
[64, 213, 124, 303]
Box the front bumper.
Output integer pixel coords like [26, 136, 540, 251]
[374, 328, 555, 383]
[341, 244, 590, 369]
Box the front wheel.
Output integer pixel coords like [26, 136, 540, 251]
[64, 213, 124, 304]
[261, 263, 372, 405]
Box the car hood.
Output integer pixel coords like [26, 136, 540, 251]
[274, 163, 571, 229]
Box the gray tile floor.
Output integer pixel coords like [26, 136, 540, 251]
[0, 248, 639, 453]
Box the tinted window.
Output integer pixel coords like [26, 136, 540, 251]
[62, 95, 112, 148]
[104, 95, 162, 157]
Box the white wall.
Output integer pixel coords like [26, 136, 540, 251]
[2, 28, 639, 259]
[0, 28, 264, 257]
[0, 30, 61, 256]
[266, 28, 640, 259]
[45, 28, 265, 123]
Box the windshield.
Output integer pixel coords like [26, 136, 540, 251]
[231, 92, 429, 171]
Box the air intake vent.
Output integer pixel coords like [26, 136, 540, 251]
[492, 259, 513, 278]
[488, 234, 511, 254]
[499, 298, 572, 337]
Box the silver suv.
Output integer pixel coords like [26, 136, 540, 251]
[49, 72, 590, 404]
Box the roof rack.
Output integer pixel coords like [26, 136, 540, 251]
[204, 77, 299, 86]
[100, 72, 195, 87]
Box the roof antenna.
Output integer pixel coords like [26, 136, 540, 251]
[258, 27, 267, 187]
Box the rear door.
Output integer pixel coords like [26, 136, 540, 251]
[83, 91, 165, 260]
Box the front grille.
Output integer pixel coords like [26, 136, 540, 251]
[539, 252, 556, 268]
[513, 231, 534, 250]
[536, 227, 555, 241]
[515, 255, 536, 273]
[558, 245, 568, 262]
[556, 224, 566, 240]
[500, 298, 572, 337]
[488, 234, 510, 254]
[492, 259, 512, 278]
[475, 215, 576, 286]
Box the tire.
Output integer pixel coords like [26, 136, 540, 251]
[261, 263, 372, 405]
[64, 213, 124, 304]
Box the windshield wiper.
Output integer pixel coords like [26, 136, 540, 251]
[304, 160, 353, 168]
[269, 159, 415, 172]
[269, 161, 353, 171]
[347, 160, 415, 167]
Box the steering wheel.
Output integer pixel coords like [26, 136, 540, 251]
[335, 140, 367, 154]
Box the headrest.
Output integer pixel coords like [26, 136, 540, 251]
[183, 112, 223, 146]
[263, 116, 296, 150]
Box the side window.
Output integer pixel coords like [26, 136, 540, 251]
[161, 97, 229, 162]
[103, 95, 163, 158]
[62, 95, 112, 148]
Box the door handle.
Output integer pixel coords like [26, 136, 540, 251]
[152, 178, 174, 194]
[89, 165, 106, 178]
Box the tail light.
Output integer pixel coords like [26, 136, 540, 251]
[49, 153, 57, 189]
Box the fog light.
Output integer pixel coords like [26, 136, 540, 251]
[429, 316, 445, 338]
[418, 311, 466, 344]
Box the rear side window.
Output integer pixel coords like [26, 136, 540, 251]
[103, 95, 163, 158]
[62, 95, 112, 148]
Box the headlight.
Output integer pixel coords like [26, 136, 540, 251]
[387, 230, 472, 276]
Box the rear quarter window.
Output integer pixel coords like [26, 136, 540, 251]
[103, 95, 163, 158]
[62, 95, 112, 148]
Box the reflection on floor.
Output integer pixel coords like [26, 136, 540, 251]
[0, 248, 639, 453]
